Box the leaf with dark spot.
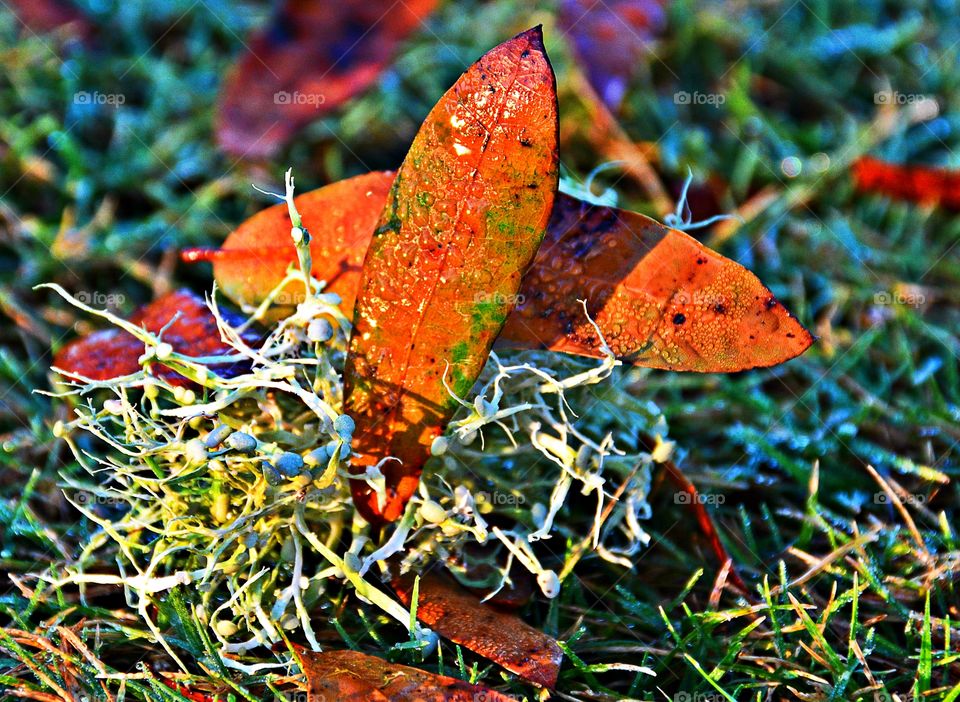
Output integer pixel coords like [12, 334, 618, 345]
[393, 571, 563, 689]
[501, 193, 815, 372]
[53, 290, 258, 387]
[296, 648, 518, 701]
[191, 172, 813, 375]
[216, 0, 437, 158]
[342, 27, 560, 524]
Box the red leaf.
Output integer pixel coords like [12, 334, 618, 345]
[189, 171, 813, 374]
[393, 571, 563, 689]
[852, 155, 960, 210]
[159, 680, 218, 702]
[297, 649, 518, 701]
[559, 0, 666, 110]
[342, 27, 560, 524]
[216, 0, 437, 158]
[53, 290, 257, 387]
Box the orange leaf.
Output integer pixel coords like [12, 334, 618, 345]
[53, 290, 257, 387]
[297, 649, 518, 701]
[182, 172, 395, 313]
[393, 571, 563, 689]
[188, 172, 813, 374]
[503, 192, 814, 372]
[342, 27, 560, 524]
[852, 155, 960, 210]
[215, 0, 437, 158]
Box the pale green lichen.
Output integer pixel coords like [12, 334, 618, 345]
[38, 170, 666, 673]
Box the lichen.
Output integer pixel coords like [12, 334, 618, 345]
[39, 172, 665, 670]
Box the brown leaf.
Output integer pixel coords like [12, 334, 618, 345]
[53, 290, 257, 387]
[393, 571, 563, 689]
[342, 27, 560, 523]
[216, 0, 438, 158]
[297, 649, 518, 701]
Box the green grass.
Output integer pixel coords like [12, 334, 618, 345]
[1, 0, 958, 700]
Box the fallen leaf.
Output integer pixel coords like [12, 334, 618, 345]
[181, 171, 396, 313]
[393, 571, 563, 689]
[559, 0, 666, 110]
[502, 192, 814, 372]
[189, 171, 812, 374]
[53, 290, 257, 387]
[216, 0, 438, 158]
[852, 155, 960, 210]
[342, 27, 560, 523]
[297, 648, 518, 701]
[640, 432, 747, 594]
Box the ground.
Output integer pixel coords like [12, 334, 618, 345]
[0, 0, 958, 700]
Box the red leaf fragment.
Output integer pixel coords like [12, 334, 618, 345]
[343, 28, 560, 523]
[298, 649, 518, 701]
[393, 571, 563, 689]
[852, 155, 960, 210]
[215, 0, 438, 158]
[53, 290, 257, 387]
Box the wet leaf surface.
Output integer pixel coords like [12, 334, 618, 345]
[342, 27, 560, 523]
[216, 0, 437, 158]
[193, 171, 812, 374]
[503, 192, 814, 372]
[297, 648, 518, 701]
[53, 290, 257, 387]
[393, 570, 563, 689]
